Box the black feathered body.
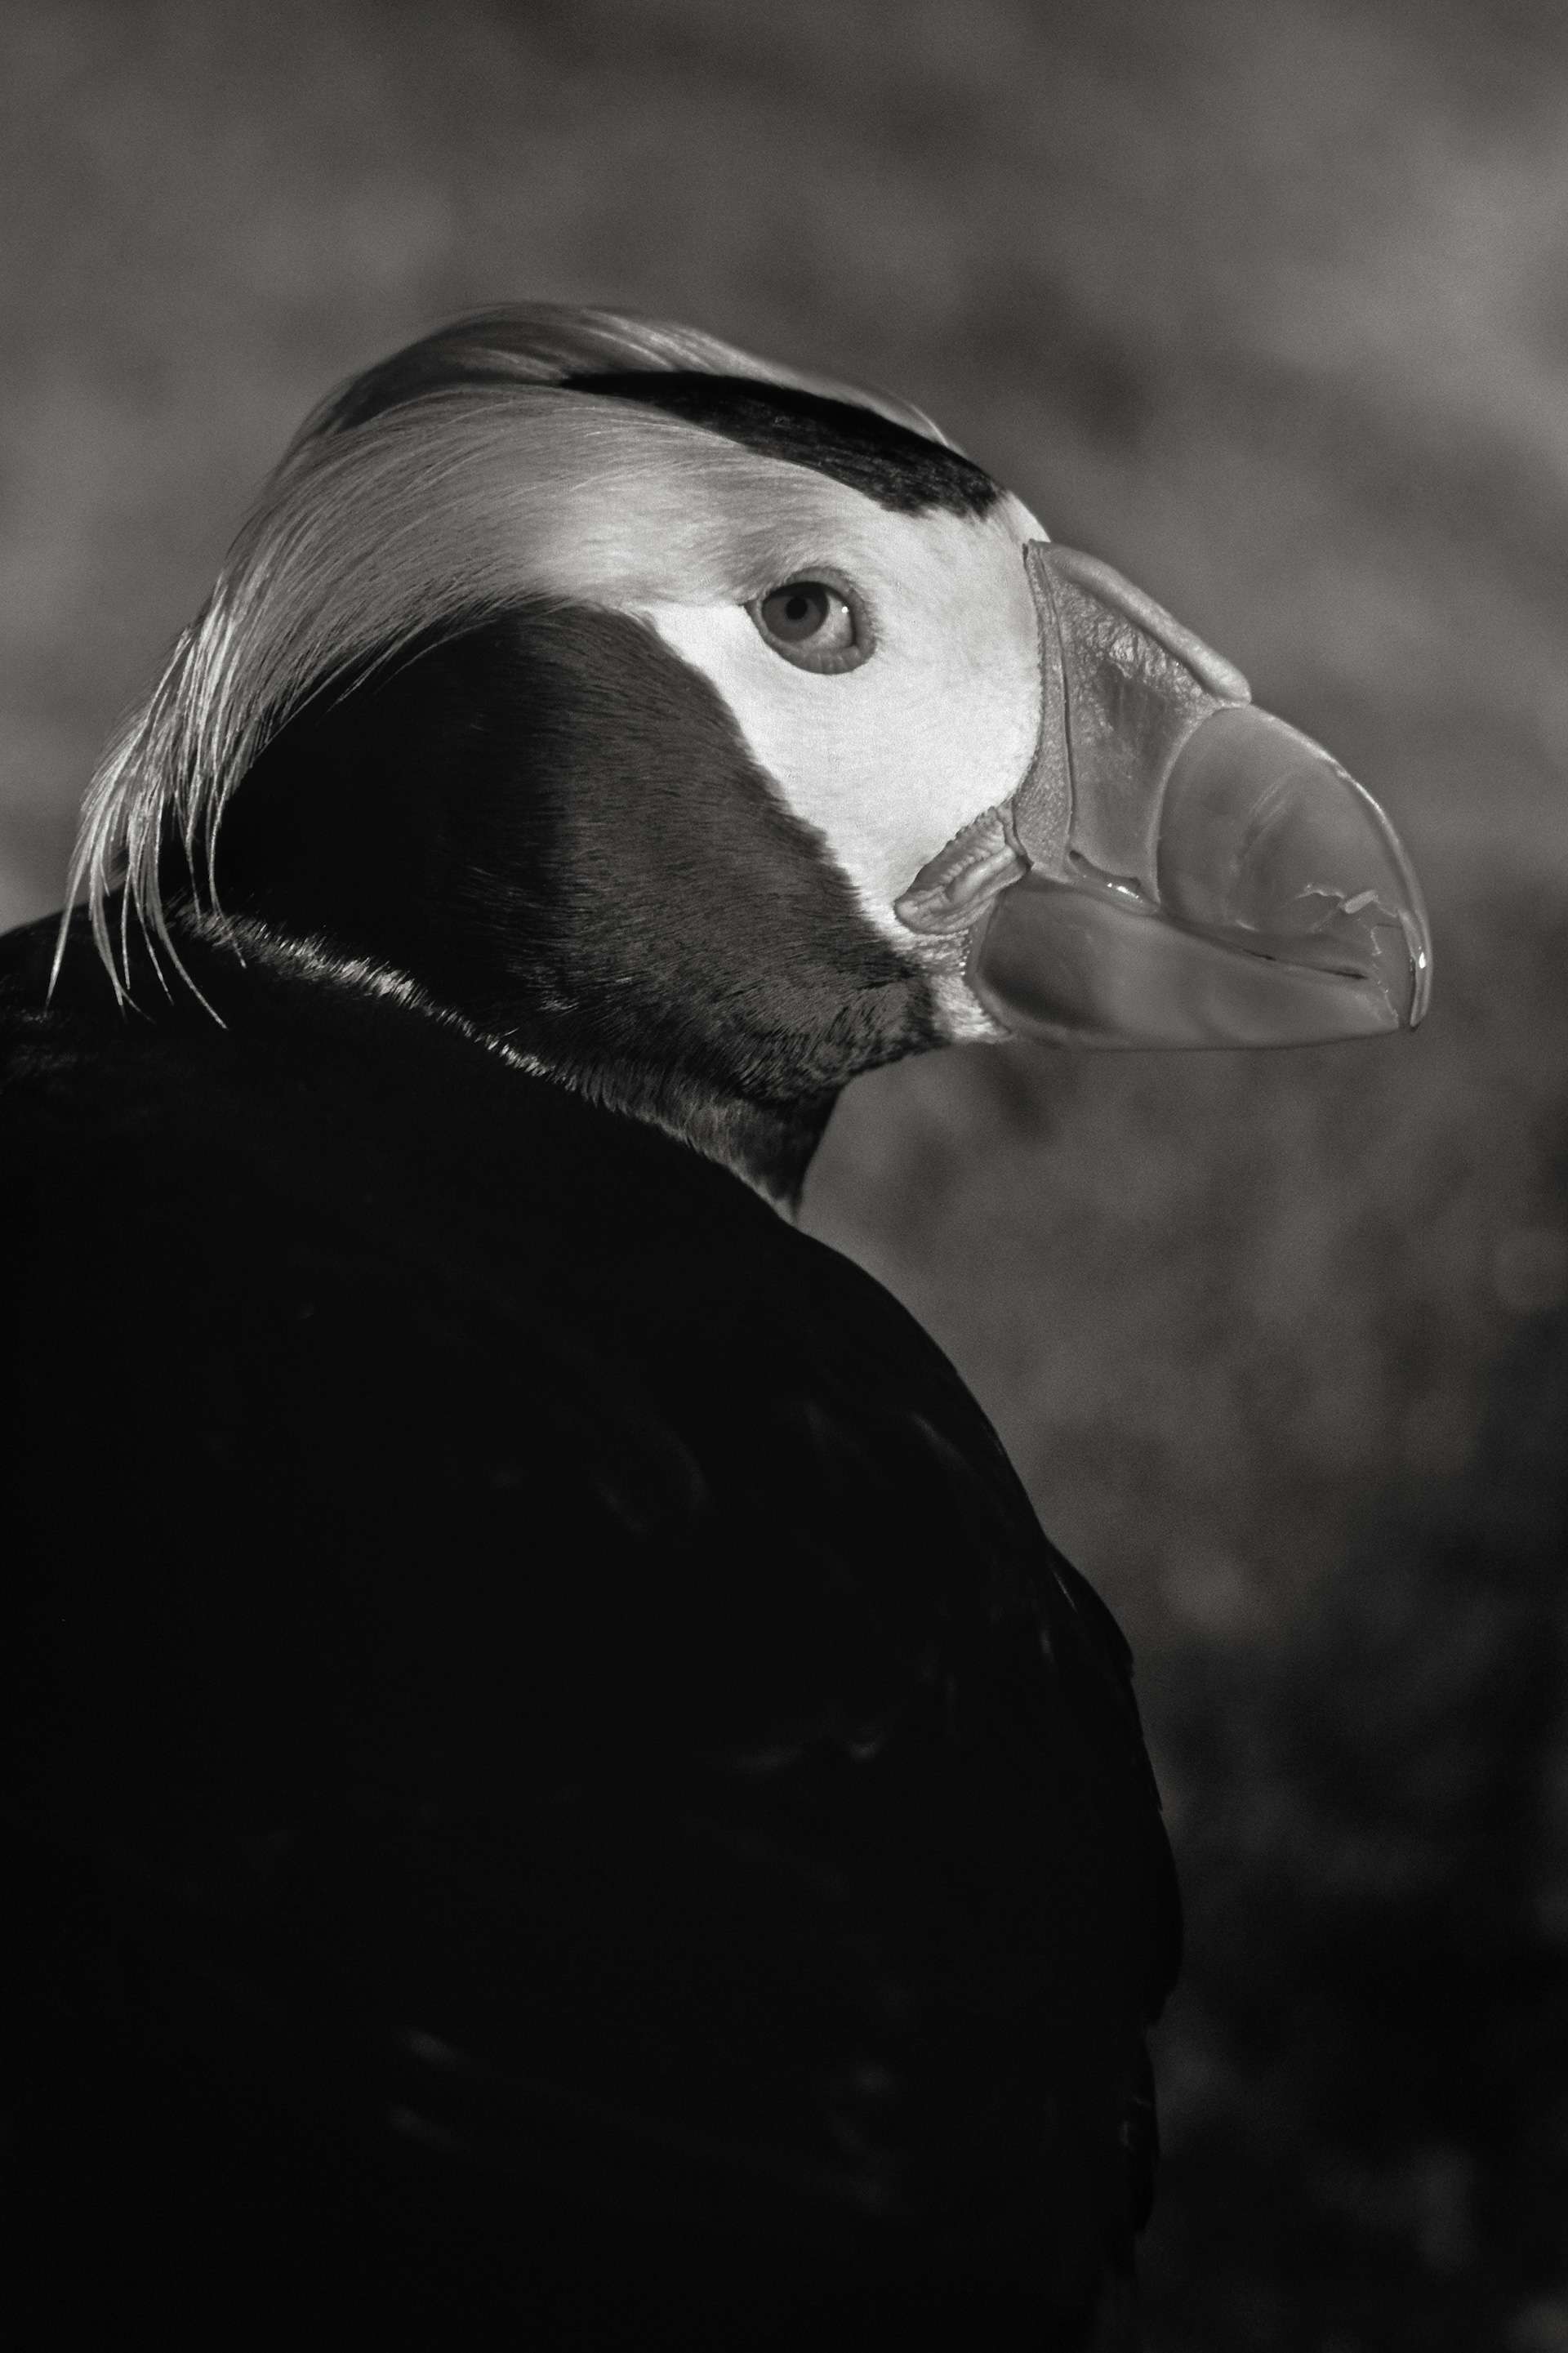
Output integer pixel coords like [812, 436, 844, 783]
[3, 309, 1183, 2348]
[2, 907, 1175, 2346]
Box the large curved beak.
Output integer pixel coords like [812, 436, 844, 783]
[944, 544, 1431, 1049]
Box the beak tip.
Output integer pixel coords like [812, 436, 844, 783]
[1157, 705, 1432, 1037]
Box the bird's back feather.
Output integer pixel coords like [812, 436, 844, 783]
[2, 907, 1177, 2344]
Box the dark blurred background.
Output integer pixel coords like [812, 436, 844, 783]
[2, 0, 1565, 2343]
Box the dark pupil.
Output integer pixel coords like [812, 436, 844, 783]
[765, 582, 830, 640]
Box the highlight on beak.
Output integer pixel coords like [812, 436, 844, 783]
[957, 544, 1432, 1052]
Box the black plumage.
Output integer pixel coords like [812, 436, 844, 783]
[564, 371, 1002, 515]
[2, 907, 1176, 2348]
[204, 603, 943, 1204]
[0, 309, 1209, 2349]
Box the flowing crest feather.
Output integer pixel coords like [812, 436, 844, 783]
[58, 304, 951, 1004]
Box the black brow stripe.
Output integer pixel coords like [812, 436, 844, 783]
[567, 371, 1000, 518]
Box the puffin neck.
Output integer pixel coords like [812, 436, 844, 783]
[175, 603, 942, 1210]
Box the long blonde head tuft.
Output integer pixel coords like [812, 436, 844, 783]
[59, 304, 951, 1003]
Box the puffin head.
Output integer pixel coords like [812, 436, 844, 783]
[65, 305, 1430, 1207]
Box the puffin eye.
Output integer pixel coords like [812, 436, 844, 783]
[749, 578, 871, 674]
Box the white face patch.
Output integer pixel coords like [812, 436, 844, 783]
[82, 370, 1048, 1015]
[626, 482, 1044, 950]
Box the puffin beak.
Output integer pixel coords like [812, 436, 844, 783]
[959, 544, 1431, 1049]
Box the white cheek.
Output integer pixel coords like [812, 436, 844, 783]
[639, 582, 1040, 941]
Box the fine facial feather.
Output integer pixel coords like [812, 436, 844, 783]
[640, 492, 1044, 1016]
[68, 394, 870, 995]
[63, 311, 1045, 1073]
[200, 599, 946, 1207]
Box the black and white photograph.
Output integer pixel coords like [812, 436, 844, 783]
[2, 3, 1564, 2346]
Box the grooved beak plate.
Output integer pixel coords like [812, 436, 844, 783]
[965, 546, 1431, 1049]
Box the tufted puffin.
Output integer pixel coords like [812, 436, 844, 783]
[0, 307, 1428, 2350]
